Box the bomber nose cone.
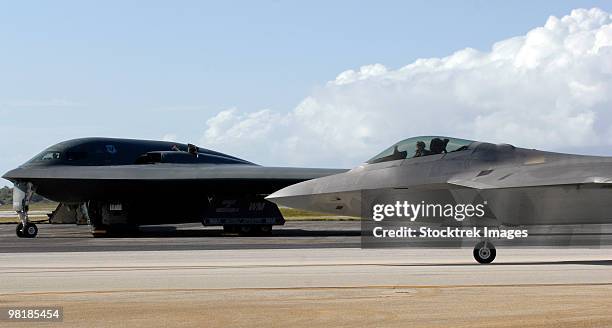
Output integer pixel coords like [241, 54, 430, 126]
[2, 168, 21, 181]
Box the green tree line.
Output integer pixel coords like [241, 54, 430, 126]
[0, 187, 48, 206]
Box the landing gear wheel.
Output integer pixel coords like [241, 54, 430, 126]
[258, 225, 272, 236]
[91, 227, 108, 238]
[473, 241, 496, 264]
[239, 225, 253, 235]
[16, 223, 25, 238]
[223, 225, 237, 234]
[20, 223, 38, 238]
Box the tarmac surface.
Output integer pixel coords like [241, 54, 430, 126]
[1, 221, 611, 253]
[0, 221, 361, 252]
[0, 221, 611, 327]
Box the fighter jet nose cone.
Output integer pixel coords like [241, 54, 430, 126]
[267, 176, 361, 218]
[267, 180, 315, 202]
[266, 179, 322, 211]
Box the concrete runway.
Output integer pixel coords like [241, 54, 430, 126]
[1, 221, 611, 253]
[0, 221, 611, 327]
[0, 221, 361, 252]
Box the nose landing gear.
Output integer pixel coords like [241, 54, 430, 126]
[14, 182, 38, 238]
[16, 222, 38, 238]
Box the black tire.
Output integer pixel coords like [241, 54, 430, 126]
[22, 223, 38, 238]
[223, 225, 237, 234]
[258, 225, 273, 236]
[91, 231, 107, 238]
[90, 224, 108, 238]
[16, 223, 25, 238]
[239, 225, 253, 235]
[473, 241, 496, 264]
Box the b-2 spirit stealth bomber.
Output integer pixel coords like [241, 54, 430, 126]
[3, 137, 345, 238]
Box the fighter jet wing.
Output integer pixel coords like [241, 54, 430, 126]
[448, 162, 612, 190]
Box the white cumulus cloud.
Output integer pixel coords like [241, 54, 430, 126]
[201, 8, 612, 168]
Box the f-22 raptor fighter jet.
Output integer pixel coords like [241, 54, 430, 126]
[2, 138, 345, 238]
[268, 136, 612, 263]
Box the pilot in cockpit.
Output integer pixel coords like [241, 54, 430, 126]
[414, 141, 431, 157]
[429, 138, 450, 155]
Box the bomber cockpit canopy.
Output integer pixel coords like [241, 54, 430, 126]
[23, 138, 255, 167]
[367, 136, 475, 164]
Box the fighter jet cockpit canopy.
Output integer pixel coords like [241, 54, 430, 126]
[367, 136, 475, 164]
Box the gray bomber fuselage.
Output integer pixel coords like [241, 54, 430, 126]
[3, 137, 346, 225]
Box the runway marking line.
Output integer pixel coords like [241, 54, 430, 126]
[2, 261, 609, 274]
[2, 282, 611, 297]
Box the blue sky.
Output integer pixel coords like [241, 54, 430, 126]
[1, 1, 612, 186]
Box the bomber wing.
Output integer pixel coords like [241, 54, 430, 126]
[3, 164, 346, 182]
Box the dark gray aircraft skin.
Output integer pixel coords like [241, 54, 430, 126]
[3, 137, 346, 238]
[267, 136, 612, 263]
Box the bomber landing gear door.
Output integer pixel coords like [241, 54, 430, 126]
[203, 197, 285, 226]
